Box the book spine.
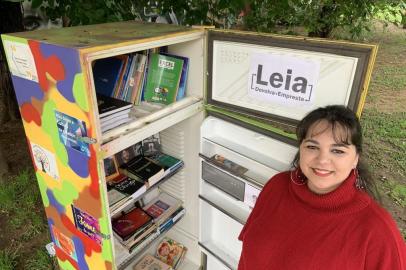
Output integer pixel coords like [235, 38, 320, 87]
[158, 208, 186, 233]
[122, 54, 137, 102]
[129, 230, 160, 253]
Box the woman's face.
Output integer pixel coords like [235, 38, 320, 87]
[299, 120, 359, 194]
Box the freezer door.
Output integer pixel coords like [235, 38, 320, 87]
[206, 29, 377, 135]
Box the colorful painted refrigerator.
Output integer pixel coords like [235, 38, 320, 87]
[1, 21, 377, 270]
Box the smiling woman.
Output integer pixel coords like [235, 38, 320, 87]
[238, 105, 406, 270]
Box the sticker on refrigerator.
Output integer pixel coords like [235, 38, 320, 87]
[55, 111, 90, 157]
[30, 142, 59, 180]
[71, 205, 102, 245]
[244, 184, 260, 208]
[51, 225, 78, 261]
[3, 39, 38, 82]
[248, 53, 320, 106]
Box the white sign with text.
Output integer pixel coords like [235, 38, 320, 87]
[3, 39, 38, 82]
[248, 53, 320, 106]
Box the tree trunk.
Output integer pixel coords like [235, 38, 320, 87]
[0, 1, 25, 175]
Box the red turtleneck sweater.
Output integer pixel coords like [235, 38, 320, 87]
[238, 171, 406, 270]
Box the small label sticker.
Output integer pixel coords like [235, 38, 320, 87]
[30, 142, 59, 180]
[3, 39, 38, 82]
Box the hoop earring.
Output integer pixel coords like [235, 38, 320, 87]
[354, 168, 364, 190]
[290, 168, 306, 185]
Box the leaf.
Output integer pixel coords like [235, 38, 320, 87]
[31, 0, 43, 9]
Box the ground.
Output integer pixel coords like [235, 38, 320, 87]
[0, 22, 405, 269]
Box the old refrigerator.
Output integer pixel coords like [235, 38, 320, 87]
[1, 21, 376, 270]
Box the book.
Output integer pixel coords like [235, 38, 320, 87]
[97, 94, 132, 118]
[112, 207, 153, 242]
[112, 176, 147, 200]
[161, 53, 189, 101]
[156, 237, 187, 269]
[120, 156, 164, 187]
[104, 156, 120, 181]
[93, 56, 125, 97]
[55, 111, 90, 157]
[147, 153, 183, 178]
[118, 54, 134, 100]
[158, 207, 185, 234]
[143, 53, 184, 105]
[115, 142, 143, 168]
[142, 134, 161, 157]
[100, 113, 132, 133]
[130, 54, 147, 105]
[142, 192, 182, 225]
[113, 55, 130, 98]
[210, 154, 248, 176]
[133, 254, 173, 270]
[108, 188, 127, 207]
[123, 222, 157, 248]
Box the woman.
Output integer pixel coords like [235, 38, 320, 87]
[238, 105, 405, 270]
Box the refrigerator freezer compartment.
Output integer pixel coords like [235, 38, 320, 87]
[201, 116, 297, 174]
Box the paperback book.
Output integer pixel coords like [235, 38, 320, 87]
[210, 154, 248, 176]
[142, 192, 182, 225]
[93, 56, 125, 97]
[142, 134, 161, 157]
[156, 237, 187, 270]
[112, 207, 153, 242]
[147, 153, 183, 177]
[143, 53, 184, 105]
[120, 156, 164, 187]
[133, 254, 172, 270]
[161, 53, 189, 101]
[97, 94, 132, 118]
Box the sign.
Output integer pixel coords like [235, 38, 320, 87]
[248, 53, 320, 106]
[3, 39, 38, 82]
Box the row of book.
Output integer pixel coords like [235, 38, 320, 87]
[133, 237, 187, 270]
[93, 48, 189, 107]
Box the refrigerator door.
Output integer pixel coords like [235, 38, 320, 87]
[206, 29, 377, 141]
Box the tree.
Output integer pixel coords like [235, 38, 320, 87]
[0, 0, 25, 176]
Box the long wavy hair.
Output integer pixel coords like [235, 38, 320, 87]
[292, 105, 380, 201]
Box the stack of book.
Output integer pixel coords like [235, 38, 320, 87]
[112, 207, 156, 250]
[97, 94, 132, 132]
[142, 192, 184, 233]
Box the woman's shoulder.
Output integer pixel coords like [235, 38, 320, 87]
[261, 171, 291, 193]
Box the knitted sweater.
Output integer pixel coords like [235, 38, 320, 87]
[238, 171, 406, 270]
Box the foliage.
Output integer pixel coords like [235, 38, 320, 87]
[0, 245, 19, 270]
[27, 0, 405, 38]
[29, 0, 136, 26]
[25, 249, 58, 270]
[0, 169, 46, 232]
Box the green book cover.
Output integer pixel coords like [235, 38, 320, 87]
[144, 53, 184, 105]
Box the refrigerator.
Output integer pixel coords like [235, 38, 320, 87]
[1, 21, 377, 270]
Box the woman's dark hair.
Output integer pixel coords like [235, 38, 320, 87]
[292, 105, 380, 200]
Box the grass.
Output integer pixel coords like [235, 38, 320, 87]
[0, 246, 19, 270]
[0, 170, 56, 269]
[362, 110, 406, 175]
[25, 249, 58, 270]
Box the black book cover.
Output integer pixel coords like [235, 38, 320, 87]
[124, 156, 164, 187]
[112, 177, 145, 196]
[97, 94, 132, 118]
